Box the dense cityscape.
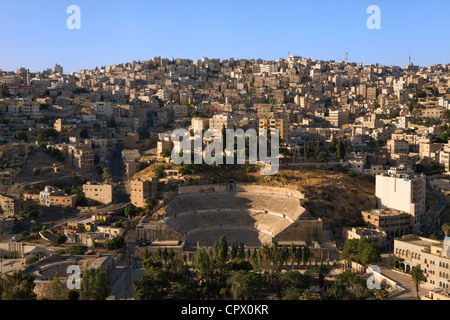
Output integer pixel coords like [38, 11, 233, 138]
[0, 54, 449, 303]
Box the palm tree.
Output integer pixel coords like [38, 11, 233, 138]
[299, 290, 312, 300]
[442, 223, 450, 237]
[306, 265, 330, 292]
[410, 265, 426, 300]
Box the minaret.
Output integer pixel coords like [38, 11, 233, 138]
[408, 55, 411, 67]
[26, 70, 30, 86]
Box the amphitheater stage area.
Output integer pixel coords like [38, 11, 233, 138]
[137, 183, 324, 252]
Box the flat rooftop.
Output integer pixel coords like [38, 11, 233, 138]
[363, 208, 410, 216]
[396, 235, 442, 248]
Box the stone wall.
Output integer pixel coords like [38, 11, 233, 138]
[136, 220, 184, 242]
[273, 218, 322, 243]
[178, 183, 305, 200]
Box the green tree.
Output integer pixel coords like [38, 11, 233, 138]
[410, 265, 426, 300]
[155, 247, 162, 262]
[53, 233, 68, 246]
[329, 135, 337, 154]
[306, 265, 330, 292]
[81, 267, 110, 300]
[227, 259, 253, 272]
[142, 258, 163, 270]
[238, 242, 246, 260]
[142, 247, 150, 260]
[373, 285, 389, 300]
[106, 235, 125, 250]
[346, 170, 356, 177]
[144, 196, 158, 211]
[279, 271, 312, 292]
[0, 271, 36, 300]
[14, 130, 28, 141]
[193, 248, 216, 286]
[303, 244, 310, 265]
[154, 165, 165, 178]
[69, 245, 88, 255]
[282, 287, 303, 300]
[102, 166, 112, 182]
[164, 258, 198, 298]
[114, 219, 125, 228]
[249, 249, 259, 271]
[343, 238, 381, 266]
[124, 206, 137, 218]
[387, 254, 404, 269]
[226, 271, 261, 300]
[0, 83, 9, 97]
[335, 139, 346, 159]
[216, 235, 229, 277]
[50, 273, 67, 300]
[160, 150, 171, 158]
[231, 241, 238, 260]
[442, 223, 450, 237]
[18, 205, 39, 221]
[322, 284, 346, 300]
[134, 268, 171, 300]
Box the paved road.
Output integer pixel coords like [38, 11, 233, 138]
[109, 148, 130, 204]
[426, 181, 447, 232]
[379, 266, 429, 300]
[109, 227, 144, 300]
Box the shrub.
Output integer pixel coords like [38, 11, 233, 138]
[26, 257, 39, 265]
[54, 233, 68, 245]
[346, 170, 356, 177]
[69, 245, 88, 255]
[106, 235, 125, 250]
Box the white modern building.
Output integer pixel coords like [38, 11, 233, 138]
[375, 170, 426, 232]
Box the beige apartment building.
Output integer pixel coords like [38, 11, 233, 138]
[257, 105, 274, 119]
[0, 169, 15, 186]
[419, 141, 442, 159]
[54, 118, 76, 133]
[422, 108, 444, 119]
[343, 227, 387, 248]
[209, 114, 234, 131]
[259, 117, 290, 141]
[130, 177, 158, 208]
[39, 186, 78, 209]
[328, 109, 349, 127]
[394, 236, 450, 292]
[0, 194, 26, 217]
[361, 208, 412, 238]
[50, 194, 78, 209]
[68, 144, 95, 172]
[83, 182, 115, 205]
[386, 139, 410, 154]
[191, 117, 210, 132]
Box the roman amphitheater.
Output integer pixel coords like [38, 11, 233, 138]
[137, 183, 326, 256]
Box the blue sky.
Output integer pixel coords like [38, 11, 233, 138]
[0, 0, 449, 73]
